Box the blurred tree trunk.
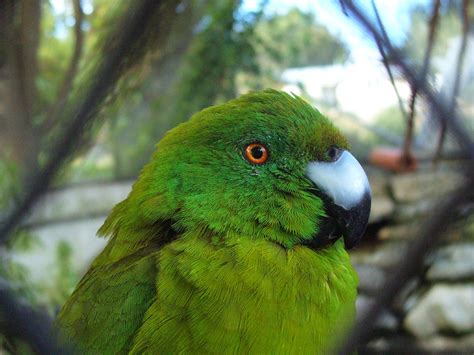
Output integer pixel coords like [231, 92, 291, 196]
[109, 0, 208, 178]
[1, 0, 208, 181]
[0, 0, 41, 174]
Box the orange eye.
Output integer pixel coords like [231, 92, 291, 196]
[244, 143, 268, 165]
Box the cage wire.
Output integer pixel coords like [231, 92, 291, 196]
[0, 0, 473, 354]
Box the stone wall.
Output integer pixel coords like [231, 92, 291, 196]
[11, 181, 133, 289]
[356, 163, 473, 353]
[10, 162, 474, 352]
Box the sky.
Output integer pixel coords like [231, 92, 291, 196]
[51, 0, 431, 62]
[242, 0, 430, 61]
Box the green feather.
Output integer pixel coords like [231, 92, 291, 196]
[56, 89, 358, 354]
[56, 247, 158, 354]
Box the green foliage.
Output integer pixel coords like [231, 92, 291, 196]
[0, 334, 32, 355]
[0, 315, 35, 355]
[1, 158, 76, 313]
[0, 257, 38, 307]
[256, 8, 348, 68]
[102, 0, 262, 178]
[59, 149, 115, 184]
[401, 1, 463, 71]
[36, 1, 74, 114]
[0, 334, 12, 354]
[0, 158, 20, 207]
[239, 7, 349, 91]
[374, 105, 406, 138]
[4, 0, 350, 182]
[1, 237, 79, 315]
[102, 3, 349, 178]
[167, 0, 258, 124]
[43, 241, 78, 310]
[7, 230, 43, 252]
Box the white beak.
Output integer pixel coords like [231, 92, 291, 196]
[306, 150, 371, 210]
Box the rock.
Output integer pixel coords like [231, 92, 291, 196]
[350, 241, 408, 268]
[393, 198, 439, 222]
[426, 243, 474, 281]
[404, 284, 474, 337]
[366, 167, 390, 196]
[365, 168, 395, 223]
[444, 216, 474, 242]
[356, 295, 399, 331]
[387, 216, 474, 241]
[23, 181, 133, 226]
[366, 333, 474, 353]
[391, 169, 465, 203]
[369, 196, 395, 223]
[393, 278, 420, 313]
[378, 223, 418, 240]
[354, 264, 386, 294]
[11, 217, 107, 286]
[364, 337, 412, 354]
[417, 333, 474, 353]
[461, 216, 474, 241]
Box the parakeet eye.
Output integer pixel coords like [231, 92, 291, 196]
[244, 143, 268, 164]
[326, 146, 343, 162]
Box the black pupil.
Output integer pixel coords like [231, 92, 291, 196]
[251, 146, 264, 159]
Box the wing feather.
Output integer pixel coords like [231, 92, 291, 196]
[56, 248, 158, 355]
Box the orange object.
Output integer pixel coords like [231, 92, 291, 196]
[369, 147, 417, 172]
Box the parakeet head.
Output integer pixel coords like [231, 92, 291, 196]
[102, 89, 370, 252]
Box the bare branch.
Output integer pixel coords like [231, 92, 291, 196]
[339, 1, 474, 158]
[336, 0, 474, 352]
[338, 176, 474, 354]
[13, 0, 41, 124]
[0, 285, 67, 354]
[0, 0, 167, 350]
[42, 0, 84, 133]
[339, 0, 349, 17]
[328, 107, 405, 147]
[1, 0, 42, 172]
[402, 0, 441, 166]
[370, 0, 408, 121]
[434, 0, 470, 162]
[0, 0, 166, 244]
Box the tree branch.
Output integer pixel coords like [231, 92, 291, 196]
[336, 0, 474, 352]
[0, 0, 167, 244]
[402, 0, 440, 166]
[370, 0, 407, 122]
[338, 175, 474, 354]
[328, 107, 406, 148]
[434, 0, 470, 162]
[339, 1, 474, 159]
[42, 0, 84, 133]
[0, 285, 66, 354]
[14, 0, 41, 124]
[0, 0, 167, 350]
[1, 0, 42, 172]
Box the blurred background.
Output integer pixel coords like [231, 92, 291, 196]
[0, 0, 473, 353]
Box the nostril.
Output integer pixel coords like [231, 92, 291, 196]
[325, 146, 343, 162]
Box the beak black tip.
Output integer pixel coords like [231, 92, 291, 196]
[342, 192, 371, 249]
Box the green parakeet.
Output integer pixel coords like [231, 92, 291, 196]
[56, 89, 371, 354]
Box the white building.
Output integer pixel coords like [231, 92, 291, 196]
[281, 59, 411, 122]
